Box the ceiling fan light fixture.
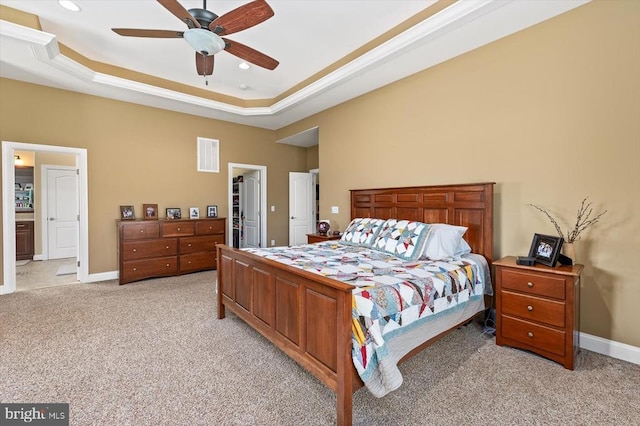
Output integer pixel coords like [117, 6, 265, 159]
[238, 62, 250, 70]
[183, 28, 225, 56]
[58, 0, 81, 12]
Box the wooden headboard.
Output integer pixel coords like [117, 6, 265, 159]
[350, 182, 495, 262]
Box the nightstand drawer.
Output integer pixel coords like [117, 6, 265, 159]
[501, 316, 565, 357]
[501, 291, 565, 328]
[501, 268, 566, 300]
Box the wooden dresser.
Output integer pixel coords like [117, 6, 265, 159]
[494, 256, 583, 369]
[117, 218, 226, 285]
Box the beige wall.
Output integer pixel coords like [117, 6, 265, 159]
[0, 80, 309, 274]
[276, 1, 640, 347]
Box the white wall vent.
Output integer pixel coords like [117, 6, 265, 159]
[197, 137, 219, 173]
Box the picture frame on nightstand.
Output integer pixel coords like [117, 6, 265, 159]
[528, 233, 563, 267]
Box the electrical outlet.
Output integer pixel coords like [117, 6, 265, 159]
[271, 205, 275, 212]
[331, 206, 339, 214]
[270, 239, 275, 246]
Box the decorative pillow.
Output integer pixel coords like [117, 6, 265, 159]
[371, 219, 430, 261]
[421, 223, 469, 260]
[340, 218, 385, 247]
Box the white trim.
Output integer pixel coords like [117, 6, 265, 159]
[580, 332, 640, 366]
[85, 271, 118, 283]
[1, 141, 88, 294]
[228, 163, 267, 248]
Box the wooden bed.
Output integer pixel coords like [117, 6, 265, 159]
[217, 182, 494, 425]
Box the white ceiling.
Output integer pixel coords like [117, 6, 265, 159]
[0, 0, 589, 138]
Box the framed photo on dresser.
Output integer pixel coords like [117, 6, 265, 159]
[120, 205, 135, 220]
[207, 205, 218, 218]
[143, 204, 158, 220]
[166, 208, 181, 220]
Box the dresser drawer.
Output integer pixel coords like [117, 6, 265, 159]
[195, 219, 225, 235]
[501, 291, 565, 328]
[121, 256, 178, 282]
[180, 236, 223, 254]
[180, 252, 216, 272]
[501, 268, 566, 300]
[121, 222, 160, 240]
[501, 316, 565, 357]
[162, 221, 195, 237]
[121, 239, 178, 261]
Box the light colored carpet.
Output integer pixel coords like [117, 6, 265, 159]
[15, 260, 30, 266]
[56, 264, 76, 276]
[0, 271, 638, 425]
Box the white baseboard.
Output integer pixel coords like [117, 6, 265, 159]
[580, 332, 640, 365]
[33, 254, 44, 261]
[84, 270, 118, 283]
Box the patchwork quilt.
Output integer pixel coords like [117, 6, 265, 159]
[243, 241, 490, 397]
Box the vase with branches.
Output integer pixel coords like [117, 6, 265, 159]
[528, 198, 607, 262]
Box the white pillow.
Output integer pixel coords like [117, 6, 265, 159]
[421, 223, 469, 260]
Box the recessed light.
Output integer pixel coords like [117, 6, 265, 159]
[238, 62, 250, 70]
[58, 1, 81, 12]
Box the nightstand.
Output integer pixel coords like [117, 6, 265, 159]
[307, 233, 341, 244]
[493, 256, 583, 370]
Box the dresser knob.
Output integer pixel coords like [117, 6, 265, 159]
[166, 246, 169, 249]
[188, 243, 192, 247]
[133, 268, 137, 271]
[177, 227, 181, 231]
[209, 226, 212, 230]
[527, 282, 534, 288]
[527, 305, 533, 311]
[166, 264, 170, 267]
[527, 332, 534, 338]
[140, 230, 144, 233]
[133, 249, 137, 252]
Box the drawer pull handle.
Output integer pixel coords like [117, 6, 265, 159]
[527, 282, 534, 288]
[133, 249, 137, 252]
[140, 230, 144, 233]
[188, 243, 192, 247]
[166, 246, 170, 249]
[527, 332, 534, 338]
[527, 305, 533, 311]
[166, 264, 170, 267]
[133, 268, 137, 271]
[177, 227, 181, 231]
[209, 226, 212, 230]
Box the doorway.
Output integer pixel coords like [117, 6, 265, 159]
[228, 163, 267, 249]
[1, 141, 88, 295]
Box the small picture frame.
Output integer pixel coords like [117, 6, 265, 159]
[528, 233, 564, 267]
[207, 205, 218, 218]
[143, 204, 158, 220]
[166, 208, 181, 220]
[120, 205, 135, 220]
[189, 207, 200, 219]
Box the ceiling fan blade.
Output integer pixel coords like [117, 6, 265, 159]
[195, 53, 214, 76]
[157, 0, 201, 29]
[112, 28, 184, 38]
[223, 38, 278, 70]
[209, 0, 274, 36]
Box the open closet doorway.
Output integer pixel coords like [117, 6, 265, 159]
[228, 163, 267, 249]
[1, 141, 89, 295]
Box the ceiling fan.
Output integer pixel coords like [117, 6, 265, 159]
[111, 0, 279, 82]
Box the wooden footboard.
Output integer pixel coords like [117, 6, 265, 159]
[217, 244, 363, 425]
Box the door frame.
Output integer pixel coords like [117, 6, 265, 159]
[41, 164, 78, 261]
[1, 141, 88, 294]
[228, 163, 267, 248]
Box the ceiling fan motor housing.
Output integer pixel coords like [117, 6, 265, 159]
[188, 9, 218, 29]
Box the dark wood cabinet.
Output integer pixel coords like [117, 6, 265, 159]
[117, 218, 226, 285]
[494, 256, 583, 369]
[16, 221, 34, 260]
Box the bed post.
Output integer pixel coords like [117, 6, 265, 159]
[336, 290, 353, 426]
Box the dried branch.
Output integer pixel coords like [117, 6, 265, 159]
[528, 198, 607, 243]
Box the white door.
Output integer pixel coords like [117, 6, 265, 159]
[243, 170, 261, 248]
[47, 168, 78, 259]
[289, 172, 313, 246]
